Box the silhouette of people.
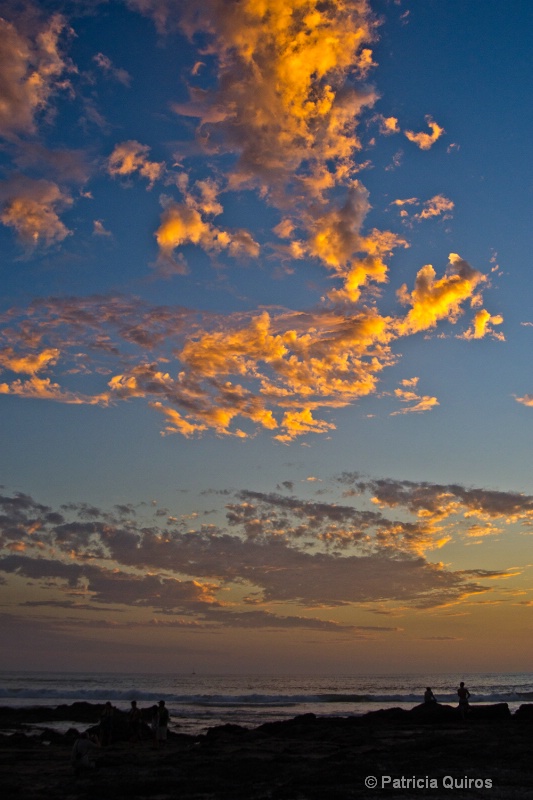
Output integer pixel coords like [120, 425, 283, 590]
[155, 699, 170, 747]
[71, 731, 100, 775]
[128, 699, 142, 743]
[99, 701, 114, 745]
[457, 681, 471, 719]
[424, 687, 437, 704]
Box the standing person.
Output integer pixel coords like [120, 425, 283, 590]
[99, 701, 114, 746]
[457, 681, 471, 719]
[156, 699, 170, 748]
[128, 699, 142, 743]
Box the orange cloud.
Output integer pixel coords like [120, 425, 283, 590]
[0, 376, 109, 405]
[515, 394, 533, 408]
[396, 254, 487, 336]
[415, 194, 454, 221]
[378, 115, 400, 135]
[0, 348, 59, 375]
[155, 199, 259, 270]
[460, 309, 504, 341]
[390, 377, 439, 416]
[107, 140, 165, 187]
[405, 116, 445, 150]
[0, 13, 73, 139]
[0, 177, 72, 248]
[0, 247, 497, 443]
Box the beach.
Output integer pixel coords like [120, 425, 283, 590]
[1, 700, 533, 799]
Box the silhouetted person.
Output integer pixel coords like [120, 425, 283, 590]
[99, 701, 114, 745]
[128, 699, 142, 743]
[156, 699, 169, 748]
[424, 687, 437, 704]
[457, 681, 470, 719]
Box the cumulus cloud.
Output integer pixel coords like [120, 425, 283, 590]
[396, 254, 487, 336]
[460, 309, 504, 341]
[0, 176, 72, 249]
[155, 198, 259, 270]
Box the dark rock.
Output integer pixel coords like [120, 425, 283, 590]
[513, 703, 533, 722]
[468, 702, 511, 721]
[409, 702, 458, 722]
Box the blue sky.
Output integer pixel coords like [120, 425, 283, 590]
[1, 0, 532, 674]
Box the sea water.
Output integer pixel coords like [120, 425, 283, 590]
[0, 671, 532, 736]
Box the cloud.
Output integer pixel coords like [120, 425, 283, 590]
[396, 254, 488, 336]
[515, 394, 533, 408]
[0, 347, 59, 375]
[460, 309, 504, 341]
[0, 263, 497, 440]
[390, 377, 439, 416]
[93, 219, 113, 237]
[391, 195, 454, 225]
[415, 194, 454, 221]
[0, 376, 110, 405]
[93, 52, 131, 86]
[107, 140, 165, 188]
[0, 12, 74, 140]
[377, 115, 400, 135]
[339, 473, 533, 529]
[405, 116, 445, 150]
[1, 476, 523, 620]
[155, 198, 259, 270]
[0, 176, 72, 249]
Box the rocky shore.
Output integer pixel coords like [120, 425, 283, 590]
[1, 701, 533, 799]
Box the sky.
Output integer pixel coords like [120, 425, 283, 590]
[1, 0, 533, 676]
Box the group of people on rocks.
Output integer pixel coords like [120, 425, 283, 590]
[71, 698, 171, 774]
[424, 681, 471, 719]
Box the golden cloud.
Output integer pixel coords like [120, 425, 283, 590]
[460, 309, 504, 341]
[390, 377, 439, 416]
[107, 140, 165, 187]
[378, 115, 400, 135]
[396, 254, 487, 336]
[0, 177, 72, 248]
[0, 347, 59, 375]
[0, 376, 109, 405]
[155, 199, 259, 269]
[0, 13, 73, 139]
[415, 194, 454, 221]
[405, 116, 445, 150]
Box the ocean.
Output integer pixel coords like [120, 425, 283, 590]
[1, 671, 532, 737]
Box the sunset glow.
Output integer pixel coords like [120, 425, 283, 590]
[1, 0, 532, 674]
